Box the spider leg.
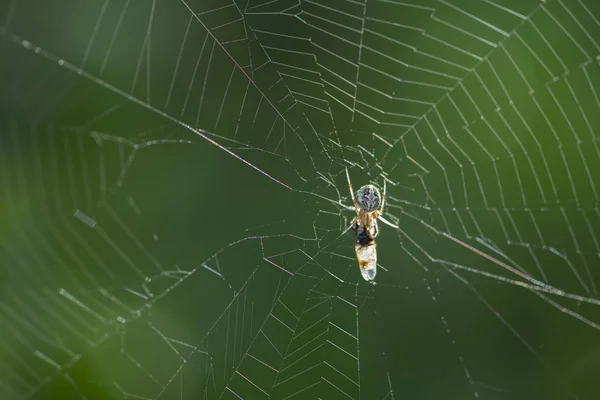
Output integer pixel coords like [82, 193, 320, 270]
[343, 217, 358, 234]
[378, 215, 399, 229]
[345, 167, 359, 213]
[379, 177, 386, 214]
[338, 200, 355, 212]
[372, 220, 379, 237]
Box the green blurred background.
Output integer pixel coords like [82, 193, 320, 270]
[2, 0, 600, 399]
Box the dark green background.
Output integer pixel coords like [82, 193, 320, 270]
[1, 0, 600, 399]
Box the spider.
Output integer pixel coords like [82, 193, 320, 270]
[342, 168, 398, 282]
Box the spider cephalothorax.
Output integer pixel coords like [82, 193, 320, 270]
[356, 184, 381, 212]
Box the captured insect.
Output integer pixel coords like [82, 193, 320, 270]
[342, 168, 397, 282]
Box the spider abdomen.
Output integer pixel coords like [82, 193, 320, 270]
[356, 184, 381, 212]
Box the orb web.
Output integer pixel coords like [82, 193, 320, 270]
[1, 0, 600, 399]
